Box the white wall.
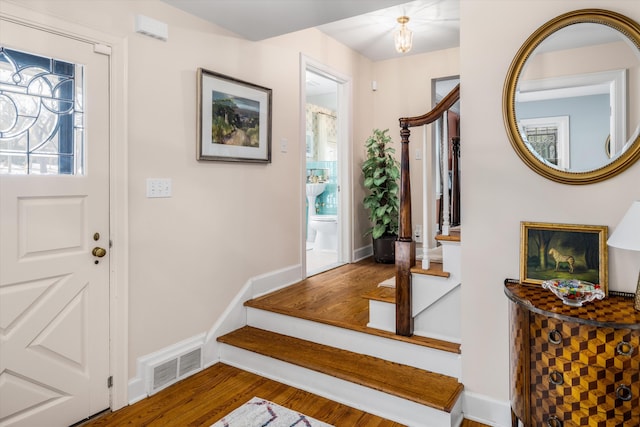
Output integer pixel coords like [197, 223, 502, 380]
[459, 0, 640, 408]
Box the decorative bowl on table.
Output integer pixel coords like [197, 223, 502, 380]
[541, 279, 605, 307]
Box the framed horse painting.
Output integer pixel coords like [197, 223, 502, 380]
[520, 222, 608, 294]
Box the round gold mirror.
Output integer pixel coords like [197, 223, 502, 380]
[503, 9, 640, 184]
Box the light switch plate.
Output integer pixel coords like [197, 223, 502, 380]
[146, 178, 172, 198]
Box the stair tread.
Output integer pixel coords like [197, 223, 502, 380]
[246, 298, 461, 354]
[435, 229, 460, 242]
[362, 286, 396, 303]
[410, 261, 450, 277]
[218, 326, 464, 413]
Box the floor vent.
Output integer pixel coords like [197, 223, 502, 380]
[152, 359, 178, 391]
[179, 348, 202, 377]
[145, 337, 204, 395]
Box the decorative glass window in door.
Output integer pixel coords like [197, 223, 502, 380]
[519, 115, 570, 170]
[525, 126, 559, 166]
[0, 47, 84, 175]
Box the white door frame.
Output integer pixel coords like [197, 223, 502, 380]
[300, 55, 353, 277]
[0, 2, 130, 410]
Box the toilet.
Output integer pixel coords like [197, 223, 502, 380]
[308, 214, 337, 251]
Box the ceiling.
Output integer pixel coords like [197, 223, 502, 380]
[161, 0, 460, 62]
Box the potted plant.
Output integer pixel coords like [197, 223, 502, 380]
[362, 128, 400, 263]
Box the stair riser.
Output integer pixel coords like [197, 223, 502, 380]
[441, 242, 461, 278]
[412, 275, 460, 315]
[219, 344, 463, 427]
[368, 282, 463, 346]
[247, 307, 462, 379]
[413, 286, 461, 343]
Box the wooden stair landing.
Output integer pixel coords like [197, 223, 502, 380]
[218, 326, 464, 413]
[245, 257, 460, 354]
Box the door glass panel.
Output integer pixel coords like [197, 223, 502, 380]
[0, 47, 84, 175]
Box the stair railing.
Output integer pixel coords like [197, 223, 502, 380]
[395, 84, 460, 337]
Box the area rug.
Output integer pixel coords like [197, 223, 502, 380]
[211, 397, 333, 427]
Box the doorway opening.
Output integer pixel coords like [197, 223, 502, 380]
[301, 58, 351, 277]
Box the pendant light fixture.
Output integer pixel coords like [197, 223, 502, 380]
[394, 16, 413, 53]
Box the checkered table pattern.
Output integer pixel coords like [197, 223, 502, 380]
[506, 283, 640, 426]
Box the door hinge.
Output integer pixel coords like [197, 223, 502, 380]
[107, 376, 113, 388]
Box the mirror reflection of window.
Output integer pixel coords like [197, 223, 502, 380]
[526, 126, 558, 166]
[519, 116, 570, 170]
[306, 131, 314, 158]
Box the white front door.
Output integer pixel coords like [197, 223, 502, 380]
[0, 19, 111, 427]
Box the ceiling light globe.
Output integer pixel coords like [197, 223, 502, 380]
[394, 16, 413, 53]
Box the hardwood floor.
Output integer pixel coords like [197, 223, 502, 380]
[83, 363, 487, 426]
[83, 259, 488, 426]
[82, 363, 404, 426]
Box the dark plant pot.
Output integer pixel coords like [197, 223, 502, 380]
[373, 234, 397, 264]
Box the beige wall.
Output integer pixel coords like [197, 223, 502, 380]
[4, 0, 376, 377]
[459, 0, 640, 402]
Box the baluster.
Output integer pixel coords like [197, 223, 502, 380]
[451, 136, 460, 226]
[441, 111, 450, 236]
[421, 125, 430, 270]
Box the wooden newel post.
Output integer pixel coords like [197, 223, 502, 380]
[396, 123, 415, 336]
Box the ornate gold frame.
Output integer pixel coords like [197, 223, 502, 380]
[520, 221, 608, 295]
[503, 9, 640, 184]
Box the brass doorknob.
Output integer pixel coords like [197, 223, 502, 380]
[92, 247, 107, 257]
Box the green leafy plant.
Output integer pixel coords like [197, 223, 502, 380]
[362, 128, 400, 239]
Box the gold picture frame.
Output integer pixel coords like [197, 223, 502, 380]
[520, 222, 608, 294]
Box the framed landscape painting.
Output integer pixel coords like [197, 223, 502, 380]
[197, 68, 272, 163]
[520, 221, 608, 294]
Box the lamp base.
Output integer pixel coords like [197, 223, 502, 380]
[635, 270, 640, 311]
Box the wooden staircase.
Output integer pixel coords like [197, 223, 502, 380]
[216, 258, 465, 426]
[218, 327, 463, 424]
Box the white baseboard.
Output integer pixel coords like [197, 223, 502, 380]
[353, 244, 372, 262]
[127, 333, 205, 404]
[462, 391, 512, 427]
[202, 264, 302, 367]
